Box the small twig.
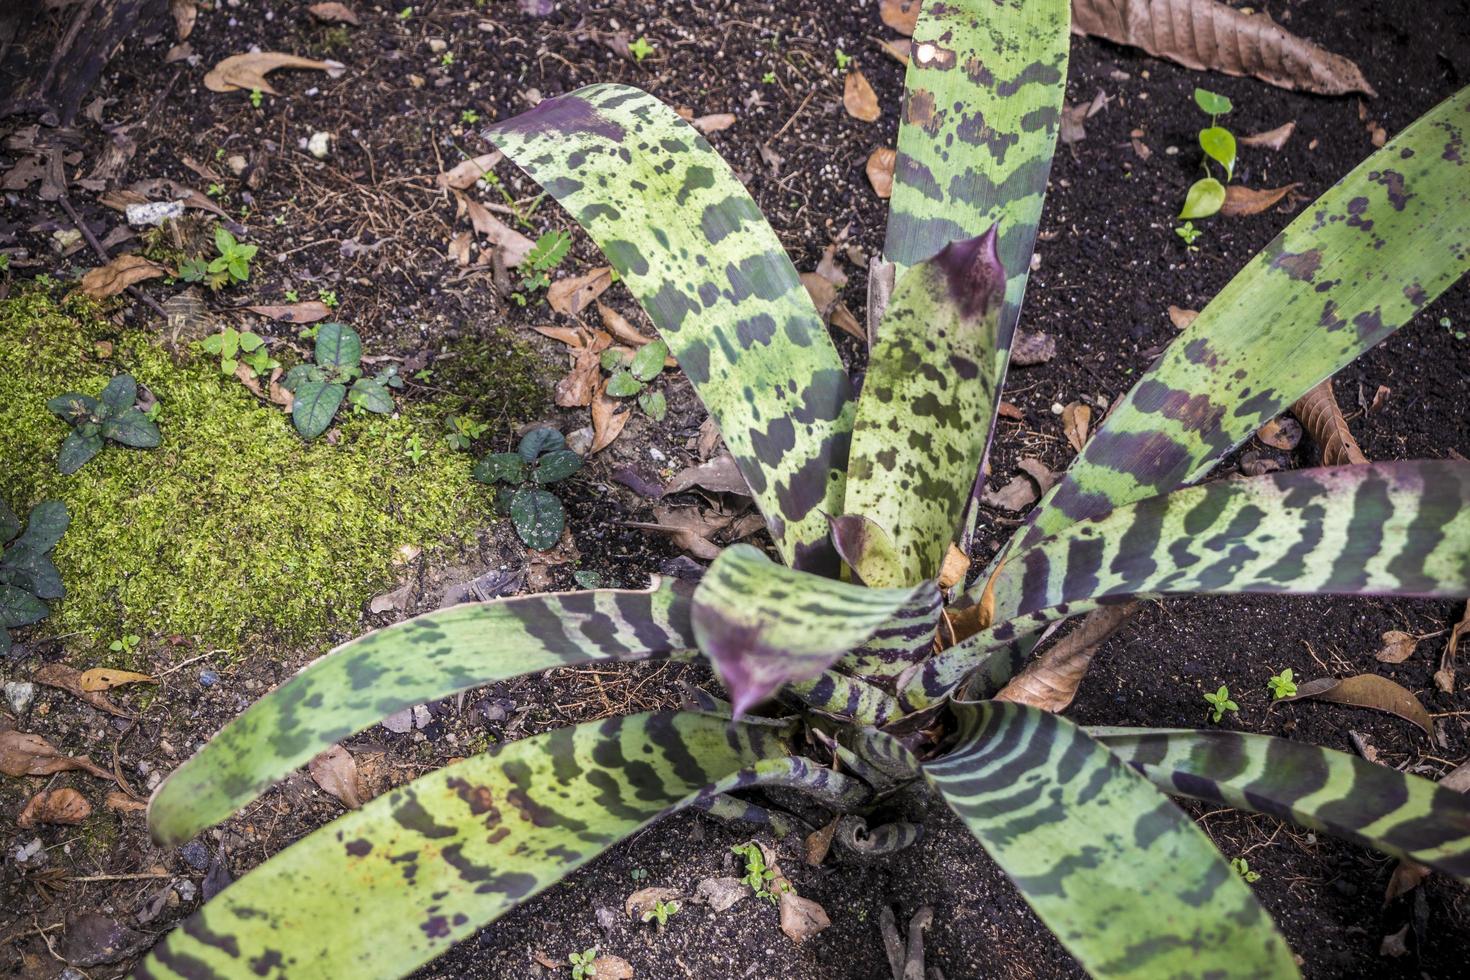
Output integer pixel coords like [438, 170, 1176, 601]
[155, 648, 229, 679]
[58, 195, 169, 320]
[67, 872, 173, 882]
[770, 88, 817, 144]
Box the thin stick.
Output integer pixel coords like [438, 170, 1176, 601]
[67, 872, 173, 882]
[770, 88, 817, 144]
[155, 648, 229, 679]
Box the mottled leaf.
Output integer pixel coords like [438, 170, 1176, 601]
[314, 322, 362, 372]
[509, 488, 565, 551]
[100, 409, 161, 448]
[291, 380, 346, 440]
[57, 431, 104, 475]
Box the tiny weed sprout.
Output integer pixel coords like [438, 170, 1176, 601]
[642, 899, 680, 926]
[109, 633, 141, 656]
[1231, 858, 1262, 884]
[404, 434, 427, 466]
[47, 374, 161, 474]
[629, 867, 648, 882]
[185, 226, 257, 290]
[249, 88, 263, 108]
[1204, 685, 1240, 723]
[284, 288, 299, 303]
[143, 3, 1470, 978]
[629, 36, 654, 63]
[1175, 220, 1203, 250]
[317, 289, 339, 309]
[762, 70, 776, 84]
[569, 948, 597, 980]
[200, 327, 279, 377]
[1180, 87, 1237, 220]
[1267, 668, 1298, 700]
[0, 498, 68, 657]
[516, 230, 573, 303]
[472, 426, 581, 550]
[835, 48, 853, 71]
[278, 322, 396, 440]
[732, 842, 783, 903]
[444, 414, 490, 451]
[439, 51, 455, 68]
[460, 108, 480, 125]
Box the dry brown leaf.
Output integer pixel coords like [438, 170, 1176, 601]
[598, 303, 653, 346]
[549, 267, 614, 317]
[665, 454, 751, 497]
[591, 956, 634, 980]
[1241, 121, 1296, 150]
[628, 507, 724, 560]
[1376, 630, 1419, 665]
[204, 52, 344, 95]
[104, 790, 147, 814]
[1062, 402, 1092, 453]
[997, 401, 1024, 421]
[867, 148, 897, 198]
[692, 113, 737, 134]
[555, 347, 602, 408]
[1060, 90, 1109, 145]
[438, 152, 503, 191]
[308, 2, 360, 25]
[1292, 378, 1367, 465]
[0, 731, 114, 780]
[879, 0, 921, 35]
[244, 301, 332, 324]
[532, 951, 561, 970]
[1168, 305, 1199, 329]
[937, 544, 971, 590]
[454, 192, 533, 266]
[625, 887, 680, 920]
[1010, 330, 1056, 366]
[981, 475, 1038, 512]
[1221, 182, 1301, 217]
[33, 664, 134, 719]
[1437, 600, 1469, 693]
[77, 668, 155, 693]
[1016, 457, 1059, 494]
[170, 0, 196, 40]
[843, 69, 881, 122]
[996, 602, 1142, 712]
[448, 231, 472, 266]
[1256, 416, 1302, 451]
[779, 891, 831, 943]
[591, 379, 631, 453]
[696, 415, 723, 459]
[531, 324, 586, 348]
[308, 745, 363, 809]
[79, 254, 164, 299]
[1285, 674, 1434, 737]
[1071, 0, 1375, 97]
[800, 272, 864, 342]
[695, 876, 750, 911]
[1367, 385, 1391, 414]
[17, 787, 92, 828]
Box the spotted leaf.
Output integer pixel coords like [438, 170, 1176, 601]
[486, 85, 854, 574]
[925, 701, 1297, 978]
[148, 580, 698, 846]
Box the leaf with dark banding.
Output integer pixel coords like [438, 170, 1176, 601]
[136, 712, 791, 980]
[1094, 728, 1470, 881]
[485, 85, 854, 574]
[148, 579, 698, 846]
[926, 702, 1297, 978]
[843, 229, 1006, 586]
[1005, 85, 1470, 567]
[690, 544, 937, 716]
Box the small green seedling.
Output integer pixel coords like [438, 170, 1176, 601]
[1180, 88, 1236, 221]
[278, 322, 397, 440]
[444, 415, 490, 451]
[109, 633, 142, 656]
[628, 867, 648, 882]
[318, 289, 339, 309]
[641, 899, 679, 927]
[398, 6, 413, 21]
[568, 948, 597, 980]
[440, 51, 455, 68]
[200, 327, 279, 377]
[835, 48, 853, 71]
[0, 254, 11, 272]
[250, 89, 263, 109]
[284, 288, 300, 303]
[472, 427, 582, 550]
[404, 434, 427, 466]
[47, 374, 161, 474]
[1174, 221, 1202, 251]
[761, 70, 776, 84]
[1266, 668, 1297, 700]
[629, 36, 654, 63]
[1442, 316, 1467, 341]
[182, 226, 257, 289]
[731, 842, 785, 904]
[599, 339, 669, 420]
[0, 498, 68, 657]
[515, 230, 573, 303]
[1203, 684, 1239, 724]
[1230, 858, 1261, 883]
[460, 109, 480, 125]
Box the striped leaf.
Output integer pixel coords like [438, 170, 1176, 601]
[1095, 728, 1470, 880]
[925, 702, 1296, 979]
[148, 580, 697, 846]
[1008, 84, 1470, 560]
[486, 85, 854, 574]
[691, 543, 936, 716]
[843, 228, 1007, 586]
[136, 712, 791, 980]
[834, 583, 943, 685]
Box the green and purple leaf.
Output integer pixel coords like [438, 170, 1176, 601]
[486, 85, 854, 574]
[926, 702, 1297, 979]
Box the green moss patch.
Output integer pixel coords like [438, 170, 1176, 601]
[0, 288, 545, 662]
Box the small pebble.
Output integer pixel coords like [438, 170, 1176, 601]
[4, 680, 34, 714]
[180, 840, 210, 871]
[198, 669, 219, 688]
[307, 131, 332, 159]
[381, 708, 414, 734]
[175, 879, 197, 903]
[1050, 402, 1065, 415]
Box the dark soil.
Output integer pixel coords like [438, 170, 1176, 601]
[3, 1, 1469, 979]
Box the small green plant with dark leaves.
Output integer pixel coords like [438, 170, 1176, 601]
[514, 230, 573, 305]
[0, 498, 68, 657]
[109, 633, 141, 656]
[641, 899, 679, 926]
[1180, 88, 1236, 221]
[568, 948, 597, 980]
[444, 414, 489, 451]
[200, 327, 279, 377]
[47, 374, 161, 474]
[1230, 858, 1261, 884]
[472, 427, 582, 550]
[600, 339, 669, 420]
[1204, 685, 1239, 724]
[1266, 669, 1297, 700]
[278, 322, 396, 440]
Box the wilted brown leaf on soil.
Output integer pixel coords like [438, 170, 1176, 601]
[438, 152, 503, 190]
[801, 273, 863, 342]
[591, 956, 633, 979]
[997, 602, 1142, 712]
[454, 192, 533, 267]
[627, 507, 725, 560]
[695, 876, 749, 912]
[170, 0, 196, 40]
[1060, 90, 1109, 145]
[18, 787, 92, 828]
[308, 2, 360, 25]
[204, 52, 345, 95]
[104, 790, 147, 814]
[34, 664, 134, 719]
[549, 266, 614, 317]
[1285, 675, 1434, 737]
[879, 0, 921, 35]
[308, 745, 363, 809]
[937, 544, 971, 590]
[1375, 630, 1420, 665]
[1010, 330, 1057, 366]
[1256, 416, 1302, 451]
[79, 254, 163, 299]
[779, 891, 831, 943]
[982, 475, 1038, 512]
[865, 147, 896, 198]
[1062, 401, 1092, 453]
[598, 303, 656, 348]
[997, 401, 1024, 421]
[844, 69, 881, 122]
[1437, 600, 1470, 693]
[0, 731, 114, 780]
[244, 301, 332, 323]
[556, 347, 603, 408]
[1071, 0, 1375, 96]
[878, 37, 911, 66]
[1168, 305, 1199, 329]
[691, 113, 737, 134]
[590, 379, 631, 453]
[625, 887, 680, 920]
[531, 324, 586, 348]
[664, 454, 751, 497]
[1241, 121, 1296, 150]
[1366, 384, 1391, 414]
[1292, 378, 1367, 465]
[1221, 183, 1301, 217]
[78, 668, 155, 692]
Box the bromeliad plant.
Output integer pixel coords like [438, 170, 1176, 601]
[143, 2, 1470, 977]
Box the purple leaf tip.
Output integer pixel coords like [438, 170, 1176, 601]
[932, 224, 1005, 321]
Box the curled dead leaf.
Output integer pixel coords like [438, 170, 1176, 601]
[628, 507, 725, 560]
[104, 790, 148, 814]
[866, 147, 896, 199]
[1061, 401, 1092, 453]
[779, 891, 831, 943]
[590, 378, 631, 453]
[1375, 630, 1419, 665]
[691, 113, 737, 134]
[170, 0, 196, 40]
[79, 254, 164, 299]
[0, 731, 115, 780]
[18, 787, 92, 828]
[34, 664, 135, 719]
[307, 3, 360, 26]
[695, 876, 750, 912]
[204, 52, 345, 95]
[843, 69, 881, 122]
[1292, 378, 1367, 466]
[308, 745, 363, 809]
[244, 301, 332, 323]
[77, 668, 155, 693]
[1221, 183, 1302, 217]
[664, 454, 751, 497]
[996, 602, 1142, 713]
[1241, 121, 1296, 151]
[1256, 416, 1302, 451]
[1437, 600, 1469, 693]
[805, 817, 840, 866]
[1284, 674, 1434, 737]
[454, 192, 533, 267]
[1168, 305, 1199, 330]
[598, 303, 657, 348]
[879, 0, 920, 35]
[878, 37, 911, 66]
[556, 347, 603, 408]
[438, 152, 503, 191]
[548, 267, 614, 317]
